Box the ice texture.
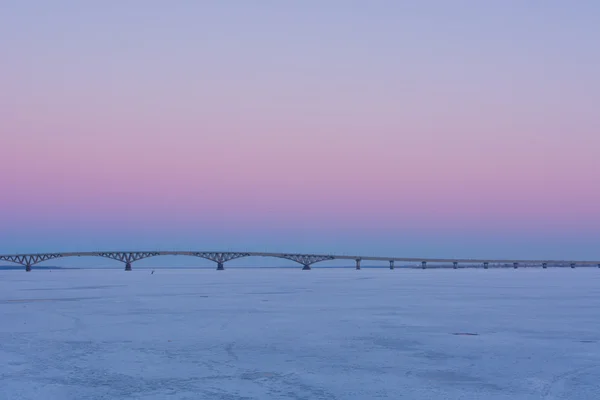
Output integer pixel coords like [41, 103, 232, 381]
[1, 268, 599, 399]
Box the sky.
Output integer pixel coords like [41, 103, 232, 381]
[1, 1, 600, 263]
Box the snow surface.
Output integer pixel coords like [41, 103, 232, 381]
[1, 268, 599, 400]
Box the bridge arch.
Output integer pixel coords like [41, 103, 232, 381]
[0, 254, 64, 271]
[268, 254, 336, 270]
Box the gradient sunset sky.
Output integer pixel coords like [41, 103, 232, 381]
[2, 1, 599, 262]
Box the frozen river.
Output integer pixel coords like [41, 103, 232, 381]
[1, 268, 599, 399]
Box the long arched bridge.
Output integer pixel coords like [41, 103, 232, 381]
[1, 251, 600, 271]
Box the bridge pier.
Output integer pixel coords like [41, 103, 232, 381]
[355, 259, 361, 270]
[513, 262, 518, 269]
[25, 264, 32, 272]
[421, 261, 427, 269]
[543, 263, 547, 269]
[483, 262, 489, 269]
[302, 264, 311, 270]
[571, 263, 576, 269]
[217, 262, 225, 271]
[125, 262, 132, 271]
[453, 262, 458, 269]
[389, 260, 394, 270]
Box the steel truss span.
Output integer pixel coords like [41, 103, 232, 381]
[1, 251, 600, 271]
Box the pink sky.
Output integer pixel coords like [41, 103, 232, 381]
[1, 2, 599, 259]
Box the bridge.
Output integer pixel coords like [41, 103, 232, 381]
[1, 251, 600, 272]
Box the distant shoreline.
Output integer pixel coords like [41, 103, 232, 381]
[1, 264, 587, 270]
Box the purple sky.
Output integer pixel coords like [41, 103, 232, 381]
[1, 1, 599, 263]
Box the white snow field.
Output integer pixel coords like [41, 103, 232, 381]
[1, 268, 599, 400]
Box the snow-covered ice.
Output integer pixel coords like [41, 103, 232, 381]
[1, 268, 599, 399]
